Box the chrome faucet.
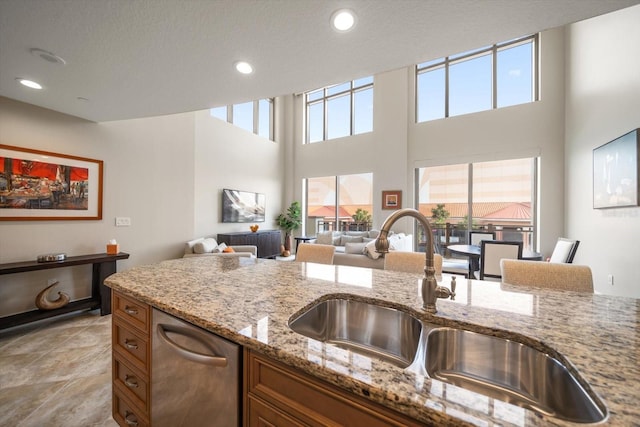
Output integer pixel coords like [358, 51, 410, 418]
[375, 208, 455, 313]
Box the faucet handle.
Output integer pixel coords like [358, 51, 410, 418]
[450, 276, 457, 300]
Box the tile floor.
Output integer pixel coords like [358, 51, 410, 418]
[0, 310, 118, 427]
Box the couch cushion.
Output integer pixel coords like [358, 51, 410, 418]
[316, 231, 336, 245]
[193, 238, 218, 254]
[340, 235, 363, 246]
[368, 230, 380, 239]
[344, 242, 366, 254]
[345, 231, 368, 237]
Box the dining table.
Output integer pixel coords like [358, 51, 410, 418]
[447, 244, 543, 278]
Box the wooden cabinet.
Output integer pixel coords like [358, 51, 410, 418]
[218, 230, 281, 259]
[245, 350, 423, 427]
[112, 291, 151, 427]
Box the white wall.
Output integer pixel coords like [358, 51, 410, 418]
[192, 110, 284, 238]
[565, 5, 640, 297]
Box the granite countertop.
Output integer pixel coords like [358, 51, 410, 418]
[105, 256, 639, 426]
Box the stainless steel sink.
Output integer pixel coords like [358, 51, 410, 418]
[425, 327, 607, 423]
[289, 297, 607, 423]
[288, 298, 422, 368]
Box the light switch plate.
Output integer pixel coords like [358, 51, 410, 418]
[115, 217, 131, 226]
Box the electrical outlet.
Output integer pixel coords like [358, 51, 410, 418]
[607, 274, 614, 286]
[115, 217, 131, 227]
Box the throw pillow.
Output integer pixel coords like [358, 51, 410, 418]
[222, 246, 235, 253]
[316, 231, 334, 245]
[362, 237, 375, 243]
[345, 242, 367, 254]
[194, 238, 217, 254]
[364, 239, 382, 259]
[213, 242, 228, 253]
[185, 237, 205, 254]
[340, 235, 363, 246]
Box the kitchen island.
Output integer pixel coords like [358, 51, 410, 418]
[105, 256, 639, 426]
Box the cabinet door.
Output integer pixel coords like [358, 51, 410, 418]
[258, 232, 281, 258]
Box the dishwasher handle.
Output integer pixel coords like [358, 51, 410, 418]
[156, 324, 228, 367]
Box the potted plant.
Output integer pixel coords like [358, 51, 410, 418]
[351, 208, 371, 229]
[276, 201, 302, 253]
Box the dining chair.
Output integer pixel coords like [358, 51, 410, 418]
[384, 252, 443, 276]
[549, 238, 580, 263]
[469, 230, 496, 246]
[478, 240, 522, 280]
[295, 243, 335, 265]
[500, 259, 593, 292]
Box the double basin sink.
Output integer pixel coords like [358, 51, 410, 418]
[288, 297, 607, 424]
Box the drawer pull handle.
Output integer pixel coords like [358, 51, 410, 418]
[157, 324, 228, 367]
[124, 411, 139, 426]
[124, 306, 138, 315]
[124, 375, 138, 388]
[124, 339, 138, 350]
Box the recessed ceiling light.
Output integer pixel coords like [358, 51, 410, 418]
[30, 48, 66, 65]
[331, 9, 356, 32]
[16, 78, 43, 90]
[234, 61, 253, 75]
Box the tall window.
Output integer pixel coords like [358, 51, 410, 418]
[416, 35, 537, 122]
[210, 98, 274, 140]
[416, 158, 538, 253]
[305, 77, 373, 143]
[305, 173, 373, 235]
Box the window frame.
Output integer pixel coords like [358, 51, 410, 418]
[305, 77, 374, 144]
[415, 34, 538, 122]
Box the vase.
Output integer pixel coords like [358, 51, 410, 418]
[284, 233, 292, 252]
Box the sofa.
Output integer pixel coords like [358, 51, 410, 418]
[183, 236, 257, 258]
[308, 230, 413, 269]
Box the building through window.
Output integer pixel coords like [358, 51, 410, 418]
[305, 173, 373, 235]
[416, 158, 538, 254]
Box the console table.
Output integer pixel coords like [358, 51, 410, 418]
[0, 252, 130, 330]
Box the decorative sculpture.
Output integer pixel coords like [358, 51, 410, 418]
[35, 280, 70, 310]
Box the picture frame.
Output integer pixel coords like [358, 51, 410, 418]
[382, 190, 402, 210]
[593, 129, 639, 209]
[0, 144, 103, 220]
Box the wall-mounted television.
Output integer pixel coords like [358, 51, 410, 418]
[593, 128, 639, 209]
[222, 189, 266, 223]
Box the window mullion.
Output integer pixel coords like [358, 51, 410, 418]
[492, 45, 497, 110]
[445, 58, 450, 118]
[323, 92, 328, 142]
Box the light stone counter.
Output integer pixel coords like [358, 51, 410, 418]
[105, 256, 639, 426]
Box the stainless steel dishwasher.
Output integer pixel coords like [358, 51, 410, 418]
[151, 308, 240, 426]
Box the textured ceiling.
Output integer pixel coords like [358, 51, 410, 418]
[1, 0, 638, 122]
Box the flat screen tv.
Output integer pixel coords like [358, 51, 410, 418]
[222, 189, 265, 223]
[593, 128, 639, 209]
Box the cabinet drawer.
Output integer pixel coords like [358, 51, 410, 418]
[113, 353, 149, 414]
[113, 319, 149, 372]
[113, 291, 149, 333]
[247, 394, 304, 427]
[248, 351, 421, 427]
[113, 389, 149, 427]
